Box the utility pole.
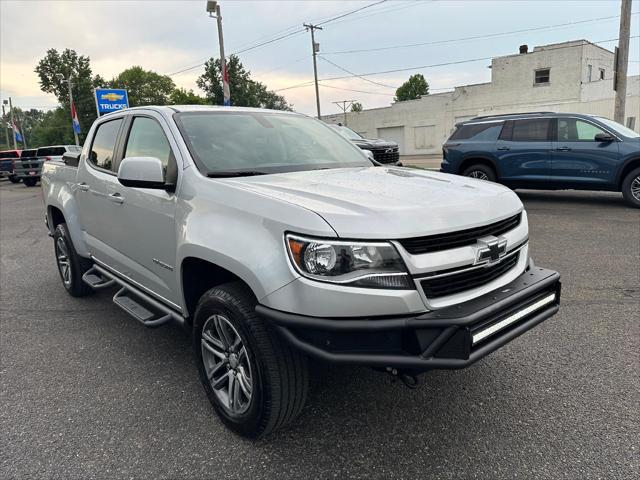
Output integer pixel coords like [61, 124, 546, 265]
[1, 101, 9, 148]
[332, 100, 356, 126]
[207, 1, 230, 106]
[8, 97, 17, 149]
[304, 23, 323, 118]
[613, 0, 631, 124]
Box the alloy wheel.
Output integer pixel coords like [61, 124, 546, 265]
[55, 237, 72, 286]
[201, 314, 253, 415]
[631, 175, 640, 201]
[468, 170, 489, 180]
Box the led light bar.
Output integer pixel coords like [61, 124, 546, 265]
[472, 293, 557, 345]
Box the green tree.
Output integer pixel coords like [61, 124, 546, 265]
[197, 55, 291, 110]
[394, 74, 429, 102]
[109, 66, 176, 106]
[170, 87, 208, 105]
[35, 48, 101, 141]
[29, 108, 76, 147]
[351, 102, 363, 112]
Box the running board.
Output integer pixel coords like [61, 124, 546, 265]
[85, 264, 183, 328]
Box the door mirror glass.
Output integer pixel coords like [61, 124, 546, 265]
[117, 156, 166, 188]
[594, 133, 614, 142]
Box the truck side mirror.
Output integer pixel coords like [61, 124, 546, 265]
[594, 133, 614, 142]
[62, 152, 81, 167]
[117, 156, 167, 189]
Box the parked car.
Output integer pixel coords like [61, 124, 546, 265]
[14, 145, 81, 187]
[441, 112, 640, 208]
[329, 123, 402, 165]
[42, 106, 560, 438]
[0, 149, 22, 183]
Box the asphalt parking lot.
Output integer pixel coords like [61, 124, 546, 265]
[1, 178, 638, 480]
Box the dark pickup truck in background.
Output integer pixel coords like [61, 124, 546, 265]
[0, 150, 22, 183]
[14, 145, 82, 187]
[329, 123, 401, 166]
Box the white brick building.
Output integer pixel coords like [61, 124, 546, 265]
[322, 40, 640, 156]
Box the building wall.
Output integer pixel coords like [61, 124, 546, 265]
[322, 40, 640, 156]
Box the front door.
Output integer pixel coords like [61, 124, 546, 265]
[103, 112, 180, 307]
[495, 118, 553, 187]
[551, 117, 620, 188]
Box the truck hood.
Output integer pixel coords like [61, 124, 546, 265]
[352, 138, 397, 150]
[227, 167, 523, 239]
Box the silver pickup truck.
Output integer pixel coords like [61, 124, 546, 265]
[41, 106, 561, 438]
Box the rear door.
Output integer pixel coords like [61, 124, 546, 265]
[551, 117, 620, 188]
[494, 118, 553, 187]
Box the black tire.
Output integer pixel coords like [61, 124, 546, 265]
[193, 282, 309, 438]
[462, 163, 497, 182]
[23, 177, 38, 187]
[53, 223, 94, 297]
[8, 175, 20, 184]
[621, 167, 640, 208]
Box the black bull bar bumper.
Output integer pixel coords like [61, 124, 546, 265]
[256, 266, 561, 372]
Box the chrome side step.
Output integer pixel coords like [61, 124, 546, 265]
[83, 264, 183, 328]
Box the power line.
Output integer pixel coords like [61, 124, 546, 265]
[323, 12, 640, 55]
[318, 56, 398, 89]
[316, 0, 388, 26]
[319, 83, 395, 96]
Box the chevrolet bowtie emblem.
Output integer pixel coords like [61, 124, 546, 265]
[476, 236, 508, 265]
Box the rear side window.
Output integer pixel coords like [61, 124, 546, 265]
[450, 122, 504, 141]
[558, 118, 606, 142]
[124, 117, 171, 169]
[36, 147, 66, 157]
[510, 119, 552, 142]
[89, 119, 123, 170]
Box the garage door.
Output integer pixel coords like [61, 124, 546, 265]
[377, 126, 405, 155]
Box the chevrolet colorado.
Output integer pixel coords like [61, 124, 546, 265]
[41, 106, 561, 438]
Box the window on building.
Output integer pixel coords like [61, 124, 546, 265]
[557, 118, 606, 142]
[587, 64, 593, 82]
[534, 68, 550, 85]
[510, 118, 552, 142]
[627, 117, 637, 131]
[599, 68, 605, 80]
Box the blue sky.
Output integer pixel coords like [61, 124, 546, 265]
[1, 0, 638, 115]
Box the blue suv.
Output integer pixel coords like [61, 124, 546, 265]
[441, 112, 640, 208]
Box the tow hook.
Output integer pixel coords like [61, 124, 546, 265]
[386, 367, 420, 390]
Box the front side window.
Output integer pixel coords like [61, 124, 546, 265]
[124, 117, 171, 169]
[511, 119, 552, 142]
[89, 119, 123, 170]
[535, 68, 550, 84]
[558, 118, 606, 142]
[175, 112, 369, 176]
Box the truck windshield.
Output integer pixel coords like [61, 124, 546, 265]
[174, 111, 370, 176]
[331, 125, 363, 140]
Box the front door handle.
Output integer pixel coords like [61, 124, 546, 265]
[76, 182, 90, 192]
[108, 192, 124, 204]
[555, 146, 572, 151]
[497, 146, 510, 151]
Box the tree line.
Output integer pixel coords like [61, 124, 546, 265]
[1, 48, 292, 149]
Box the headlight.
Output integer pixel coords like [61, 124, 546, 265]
[285, 233, 412, 289]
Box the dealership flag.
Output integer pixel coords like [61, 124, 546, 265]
[12, 120, 23, 142]
[71, 102, 81, 134]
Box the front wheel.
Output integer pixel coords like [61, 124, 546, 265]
[462, 164, 497, 182]
[193, 282, 309, 438]
[8, 175, 20, 184]
[621, 167, 640, 208]
[23, 177, 38, 187]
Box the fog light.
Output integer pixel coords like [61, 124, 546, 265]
[472, 293, 556, 345]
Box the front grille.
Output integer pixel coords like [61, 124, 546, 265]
[420, 253, 520, 299]
[399, 213, 522, 254]
[371, 147, 399, 164]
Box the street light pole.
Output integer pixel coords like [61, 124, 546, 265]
[1, 101, 10, 148]
[207, 1, 231, 106]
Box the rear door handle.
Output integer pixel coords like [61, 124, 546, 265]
[555, 146, 572, 151]
[76, 182, 90, 192]
[108, 192, 124, 204]
[497, 146, 510, 151]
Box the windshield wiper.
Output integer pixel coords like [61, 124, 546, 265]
[206, 170, 267, 178]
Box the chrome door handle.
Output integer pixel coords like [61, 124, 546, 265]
[497, 146, 510, 151]
[555, 146, 571, 151]
[76, 182, 90, 192]
[108, 192, 124, 204]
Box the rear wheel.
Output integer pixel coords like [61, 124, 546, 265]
[193, 282, 309, 438]
[8, 175, 20, 183]
[23, 177, 38, 187]
[462, 164, 497, 182]
[621, 167, 640, 208]
[53, 223, 93, 297]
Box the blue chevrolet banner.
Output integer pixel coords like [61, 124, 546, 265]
[94, 89, 129, 115]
